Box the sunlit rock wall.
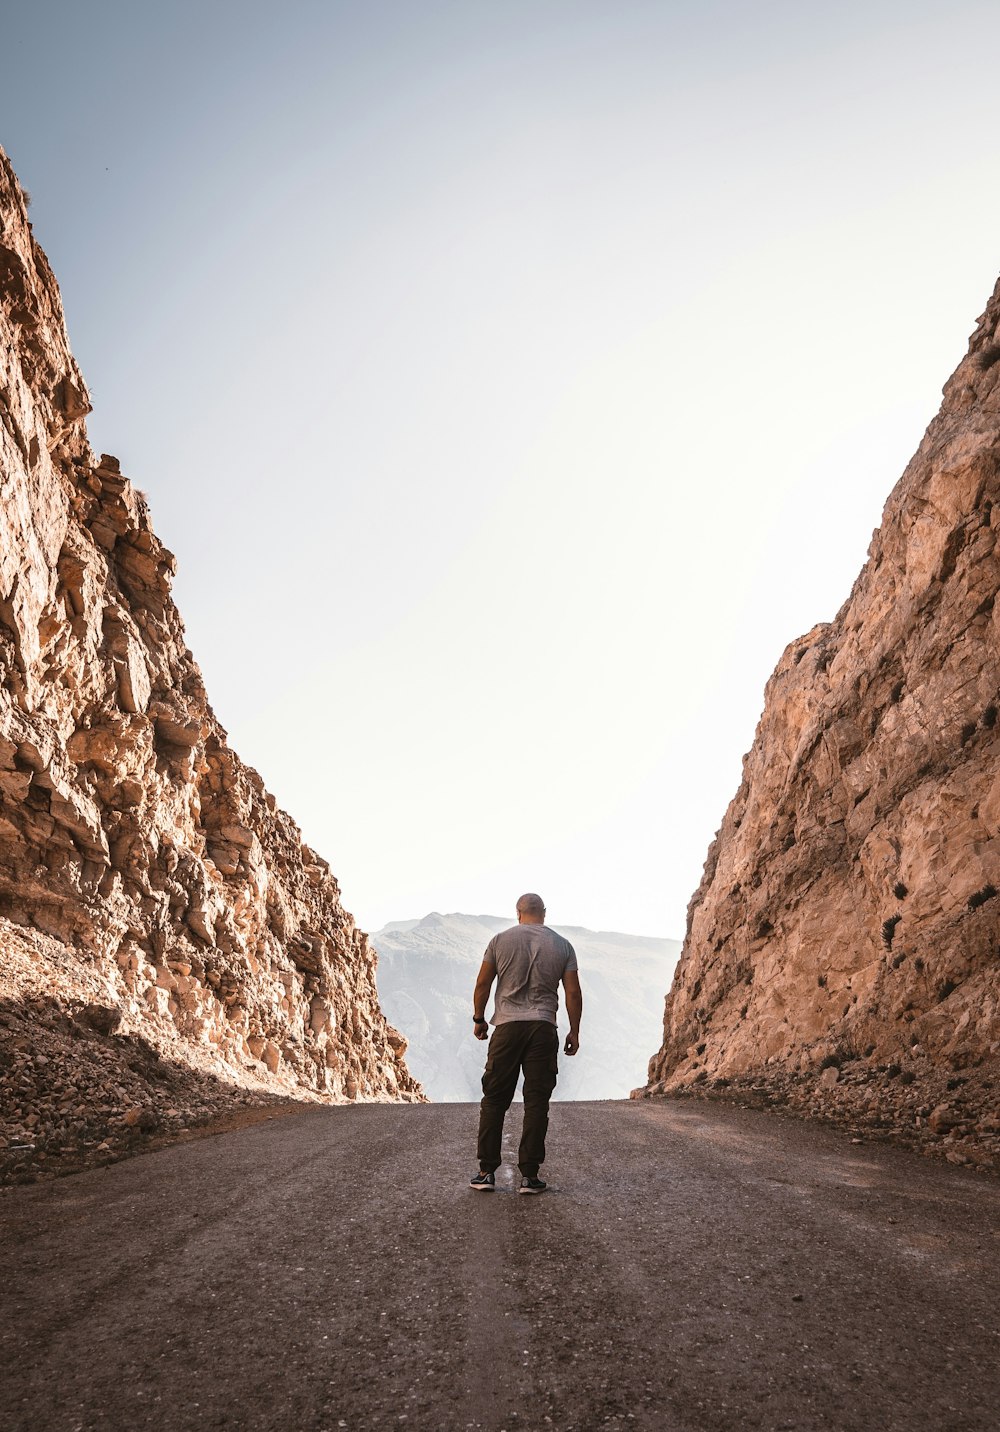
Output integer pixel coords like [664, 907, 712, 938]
[0, 145, 421, 1107]
[646, 275, 1000, 1098]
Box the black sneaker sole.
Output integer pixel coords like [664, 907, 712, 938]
[469, 1181, 495, 1191]
[518, 1184, 546, 1195]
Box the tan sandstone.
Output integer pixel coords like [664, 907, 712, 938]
[639, 271, 999, 1169]
[0, 148, 421, 1179]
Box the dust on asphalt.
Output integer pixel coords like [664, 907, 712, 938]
[1, 1099, 998, 1432]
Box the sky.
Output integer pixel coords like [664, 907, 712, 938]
[3, 1, 1000, 938]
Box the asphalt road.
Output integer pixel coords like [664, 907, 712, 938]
[2, 1099, 998, 1432]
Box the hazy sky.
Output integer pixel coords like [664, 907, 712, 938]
[4, 1, 1000, 936]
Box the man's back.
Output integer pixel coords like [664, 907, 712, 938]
[485, 923, 577, 1026]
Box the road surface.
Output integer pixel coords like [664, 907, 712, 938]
[2, 1099, 998, 1431]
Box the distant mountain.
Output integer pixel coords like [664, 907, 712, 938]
[373, 913, 681, 1101]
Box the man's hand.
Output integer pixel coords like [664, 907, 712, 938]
[564, 1031, 579, 1056]
[474, 1021, 489, 1041]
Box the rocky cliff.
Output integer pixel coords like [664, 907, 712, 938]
[641, 275, 1000, 1165]
[0, 148, 420, 1177]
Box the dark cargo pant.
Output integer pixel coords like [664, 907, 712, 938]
[476, 1020, 559, 1178]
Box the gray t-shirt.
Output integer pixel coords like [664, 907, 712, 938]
[483, 924, 578, 1026]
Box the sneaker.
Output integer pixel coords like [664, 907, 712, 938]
[469, 1170, 495, 1190]
[518, 1176, 547, 1195]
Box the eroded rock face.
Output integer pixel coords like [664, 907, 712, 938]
[0, 145, 421, 1138]
[644, 274, 1000, 1122]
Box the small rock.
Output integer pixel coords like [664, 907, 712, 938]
[185, 907, 215, 944]
[81, 1005, 122, 1035]
[929, 1105, 960, 1134]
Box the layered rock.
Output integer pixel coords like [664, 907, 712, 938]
[642, 273, 1000, 1153]
[0, 145, 420, 1176]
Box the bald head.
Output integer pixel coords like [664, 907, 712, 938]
[516, 892, 546, 924]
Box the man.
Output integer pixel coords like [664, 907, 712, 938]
[469, 893, 582, 1194]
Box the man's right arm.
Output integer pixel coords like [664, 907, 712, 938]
[472, 958, 496, 1041]
[562, 968, 582, 1055]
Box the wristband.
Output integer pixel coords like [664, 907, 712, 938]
[473, 1016, 487, 1025]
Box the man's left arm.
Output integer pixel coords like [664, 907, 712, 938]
[472, 960, 496, 1040]
[562, 968, 582, 1055]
